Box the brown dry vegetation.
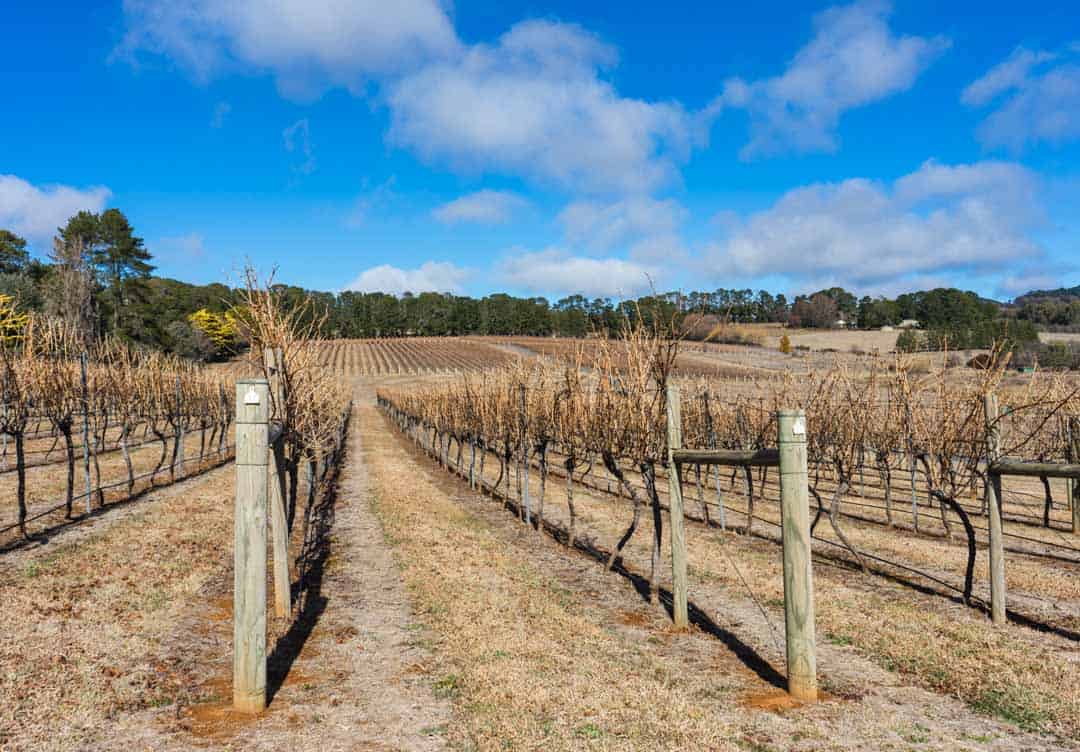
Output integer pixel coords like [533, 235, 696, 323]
[365, 385, 1074, 750]
[3, 333, 1079, 751]
[376, 334, 1080, 747]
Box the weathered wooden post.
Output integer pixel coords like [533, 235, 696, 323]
[234, 379, 269, 714]
[777, 410, 817, 702]
[264, 348, 292, 620]
[905, 404, 919, 532]
[80, 352, 92, 514]
[520, 384, 531, 526]
[175, 374, 185, 479]
[665, 385, 689, 630]
[984, 393, 1006, 625]
[1069, 417, 1079, 534]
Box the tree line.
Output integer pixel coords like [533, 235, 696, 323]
[0, 209, 1058, 361]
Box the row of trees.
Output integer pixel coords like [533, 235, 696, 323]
[1, 211, 155, 347]
[2, 209, 1049, 359]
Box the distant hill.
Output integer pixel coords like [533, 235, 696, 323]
[1015, 285, 1080, 304]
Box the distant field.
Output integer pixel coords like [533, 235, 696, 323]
[1040, 331, 1080, 343]
[769, 328, 899, 352]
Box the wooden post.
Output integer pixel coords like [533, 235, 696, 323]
[777, 410, 817, 702]
[234, 379, 268, 714]
[80, 353, 92, 515]
[665, 385, 689, 630]
[520, 384, 531, 526]
[905, 404, 919, 532]
[1069, 417, 1079, 534]
[264, 348, 292, 620]
[984, 393, 1006, 625]
[175, 375, 185, 479]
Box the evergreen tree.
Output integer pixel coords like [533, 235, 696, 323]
[0, 230, 29, 274]
[94, 209, 155, 336]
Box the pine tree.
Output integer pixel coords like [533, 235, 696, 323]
[57, 209, 155, 339]
[0, 230, 29, 274]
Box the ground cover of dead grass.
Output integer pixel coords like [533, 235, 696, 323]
[0, 465, 235, 751]
[455, 444, 1080, 745]
[364, 405, 750, 751]
[0, 427, 228, 546]
[370, 395, 1075, 751]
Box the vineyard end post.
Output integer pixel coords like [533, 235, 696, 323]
[984, 393, 1006, 625]
[777, 409, 817, 702]
[665, 385, 689, 630]
[234, 379, 269, 714]
[263, 347, 291, 620]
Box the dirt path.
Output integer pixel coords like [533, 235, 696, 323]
[101, 398, 450, 751]
[2, 393, 448, 752]
[370, 388, 1078, 750]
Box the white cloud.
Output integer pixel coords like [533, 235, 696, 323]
[283, 118, 315, 174]
[432, 190, 527, 224]
[0, 175, 111, 245]
[116, 0, 460, 100]
[345, 261, 468, 295]
[627, 233, 689, 264]
[961, 48, 1056, 106]
[712, 1, 949, 158]
[496, 248, 659, 298]
[558, 196, 687, 251]
[388, 20, 692, 193]
[706, 159, 1043, 289]
[997, 268, 1073, 299]
[963, 46, 1080, 150]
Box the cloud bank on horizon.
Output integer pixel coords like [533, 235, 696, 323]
[2, 1, 1076, 301]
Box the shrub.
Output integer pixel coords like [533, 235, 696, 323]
[779, 334, 792, 354]
[896, 329, 922, 353]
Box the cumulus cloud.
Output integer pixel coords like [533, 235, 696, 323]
[118, 4, 694, 192]
[997, 267, 1074, 299]
[0, 175, 111, 244]
[558, 196, 686, 251]
[963, 45, 1080, 150]
[432, 190, 527, 224]
[388, 20, 692, 193]
[711, 1, 949, 158]
[116, 0, 460, 100]
[345, 261, 468, 295]
[496, 248, 659, 298]
[706, 159, 1043, 290]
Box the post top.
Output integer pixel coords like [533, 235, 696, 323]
[776, 409, 806, 417]
[236, 378, 269, 386]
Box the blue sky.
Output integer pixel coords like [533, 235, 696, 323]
[1, 0, 1078, 301]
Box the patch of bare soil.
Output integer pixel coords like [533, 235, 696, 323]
[374, 391, 1078, 751]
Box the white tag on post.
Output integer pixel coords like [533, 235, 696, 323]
[244, 388, 260, 405]
[792, 417, 806, 435]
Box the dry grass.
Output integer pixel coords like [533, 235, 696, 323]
[0, 465, 235, 751]
[441, 429, 1080, 744]
[366, 384, 1072, 750]
[0, 426, 230, 546]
